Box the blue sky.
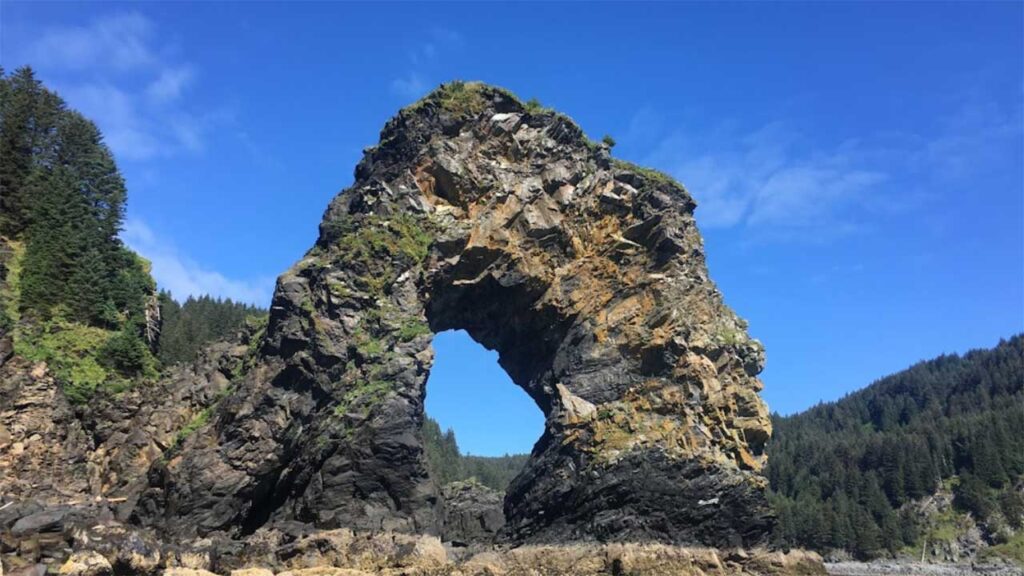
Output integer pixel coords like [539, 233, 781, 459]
[3, 2, 1021, 455]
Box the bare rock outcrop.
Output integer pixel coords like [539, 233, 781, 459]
[440, 480, 505, 545]
[0, 336, 255, 507]
[0, 357, 93, 501]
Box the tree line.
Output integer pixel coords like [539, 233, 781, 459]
[767, 335, 1024, 558]
[0, 66, 161, 398]
[422, 416, 529, 491]
[158, 292, 266, 365]
[1, 67, 152, 331]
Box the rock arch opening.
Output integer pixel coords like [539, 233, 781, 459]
[423, 329, 542, 544]
[423, 329, 542, 462]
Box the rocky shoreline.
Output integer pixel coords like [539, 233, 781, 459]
[825, 561, 1023, 576]
[0, 497, 826, 576]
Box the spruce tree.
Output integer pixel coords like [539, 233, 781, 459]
[0, 67, 44, 237]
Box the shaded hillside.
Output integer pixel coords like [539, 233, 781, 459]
[422, 415, 528, 491]
[768, 335, 1024, 560]
[158, 292, 267, 365]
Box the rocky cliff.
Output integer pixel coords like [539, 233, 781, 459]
[131, 81, 774, 546]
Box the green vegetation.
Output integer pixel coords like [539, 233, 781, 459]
[921, 507, 965, 545]
[982, 532, 1024, 565]
[322, 213, 434, 303]
[99, 329, 158, 378]
[330, 213, 434, 267]
[0, 239, 24, 332]
[0, 69, 264, 400]
[352, 327, 386, 359]
[611, 158, 684, 189]
[173, 405, 214, 448]
[714, 325, 743, 346]
[768, 335, 1024, 559]
[397, 317, 431, 342]
[333, 378, 392, 418]
[245, 314, 268, 357]
[169, 371, 242, 450]
[422, 416, 529, 491]
[434, 80, 488, 115]
[601, 134, 616, 148]
[0, 67, 162, 402]
[14, 316, 152, 403]
[358, 303, 432, 347]
[403, 80, 489, 117]
[158, 292, 267, 365]
[524, 97, 550, 114]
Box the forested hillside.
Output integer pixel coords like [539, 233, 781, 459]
[0, 67, 262, 402]
[768, 335, 1024, 560]
[158, 292, 266, 365]
[422, 416, 529, 491]
[0, 67, 160, 402]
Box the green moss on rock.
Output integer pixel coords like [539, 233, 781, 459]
[14, 316, 157, 404]
[612, 158, 686, 190]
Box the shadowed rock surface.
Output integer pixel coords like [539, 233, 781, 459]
[129, 82, 774, 546]
[440, 480, 505, 545]
[1, 503, 827, 576]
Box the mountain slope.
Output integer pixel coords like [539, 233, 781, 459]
[767, 335, 1024, 561]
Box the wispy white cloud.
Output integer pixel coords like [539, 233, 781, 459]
[122, 219, 274, 306]
[912, 95, 1022, 181]
[390, 29, 464, 100]
[61, 82, 163, 161]
[58, 80, 211, 160]
[644, 122, 883, 233]
[391, 74, 428, 100]
[23, 12, 217, 161]
[748, 164, 886, 228]
[636, 93, 1020, 239]
[146, 65, 194, 103]
[26, 12, 156, 72]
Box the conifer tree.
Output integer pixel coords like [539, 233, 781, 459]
[0, 68, 158, 400]
[0, 67, 47, 237]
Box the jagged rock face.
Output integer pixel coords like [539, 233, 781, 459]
[0, 358, 93, 501]
[135, 83, 774, 546]
[441, 481, 506, 546]
[0, 340, 251, 506]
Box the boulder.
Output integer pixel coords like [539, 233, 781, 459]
[11, 508, 67, 537]
[58, 551, 112, 576]
[276, 565, 372, 569]
[229, 570, 273, 576]
[6, 565, 46, 576]
[441, 481, 505, 545]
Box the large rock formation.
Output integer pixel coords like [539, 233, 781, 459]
[133, 82, 774, 547]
